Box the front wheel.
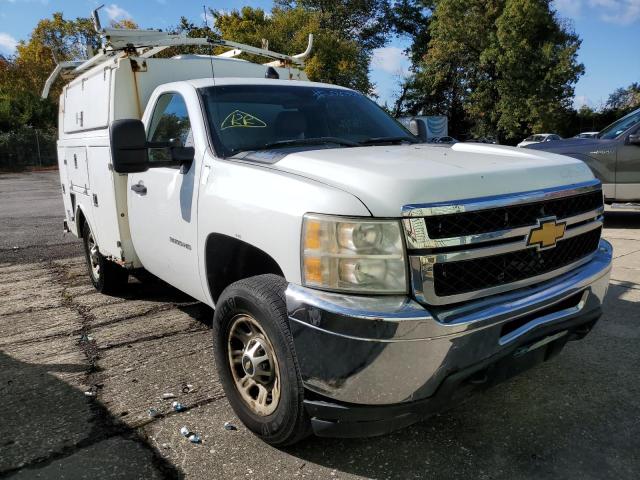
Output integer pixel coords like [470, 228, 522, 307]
[82, 222, 128, 295]
[212, 274, 311, 446]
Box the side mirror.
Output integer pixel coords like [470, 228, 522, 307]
[628, 133, 640, 145]
[109, 119, 149, 173]
[171, 146, 195, 163]
[409, 118, 428, 143]
[171, 146, 195, 173]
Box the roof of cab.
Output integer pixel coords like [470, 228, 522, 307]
[185, 77, 351, 91]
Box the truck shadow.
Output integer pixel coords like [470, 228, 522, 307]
[604, 210, 640, 229]
[0, 351, 184, 479]
[121, 272, 214, 327]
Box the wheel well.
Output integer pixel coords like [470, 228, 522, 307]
[75, 207, 87, 238]
[205, 234, 285, 304]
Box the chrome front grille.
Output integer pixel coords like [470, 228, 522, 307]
[403, 180, 604, 305]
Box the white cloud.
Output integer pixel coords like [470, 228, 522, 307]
[554, 0, 640, 24]
[104, 4, 132, 22]
[590, 0, 640, 24]
[0, 32, 18, 55]
[372, 47, 410, 76]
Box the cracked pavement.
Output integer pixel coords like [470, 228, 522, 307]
[0, 171, 639, 479]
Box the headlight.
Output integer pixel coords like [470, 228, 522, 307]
[301, 214, 408, 294]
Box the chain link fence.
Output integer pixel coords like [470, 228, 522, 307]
[0, 127, 58, 171]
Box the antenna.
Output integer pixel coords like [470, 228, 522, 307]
[203, 5, 209, 29]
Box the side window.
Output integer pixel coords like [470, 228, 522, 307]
[147, 93, 193, 163]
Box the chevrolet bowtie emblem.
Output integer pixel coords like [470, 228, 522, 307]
[527, 218, 566, 250]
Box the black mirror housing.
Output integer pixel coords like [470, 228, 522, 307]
[171, 146, 195, 163]
[109, 119, 149, 173]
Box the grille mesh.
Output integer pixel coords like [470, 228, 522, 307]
[433, 228, 602, 297]
[425, 190, 603, 239]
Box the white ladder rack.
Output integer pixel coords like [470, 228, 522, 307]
[42, 6, 313, 98]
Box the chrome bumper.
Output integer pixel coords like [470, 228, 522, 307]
[286, 239, 612, 405]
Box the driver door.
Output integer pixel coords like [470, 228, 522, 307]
[127, 91, 206, 301]
[616, 127, 640, 201]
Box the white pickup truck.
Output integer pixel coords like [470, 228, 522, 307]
[47, 24, 612, 446]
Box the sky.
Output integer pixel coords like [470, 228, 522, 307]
[0, 0, 638, 109]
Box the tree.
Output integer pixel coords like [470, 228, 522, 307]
[607, 83, 640, 111]
[5, 13, 101, 98]
[212, 6, 375, 93]
[491, 0, 583, 141]
[399, 0, 501, 136]
[0, 12, 138, 132]
[399, 0, 583, 142]
[275, 0, 391, 52]
[388, 0, 436, 65]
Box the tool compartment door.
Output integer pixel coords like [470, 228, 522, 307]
[63, 68, 111, 134]
[85, 146, 121, 259]
[65, 146, 90, 193]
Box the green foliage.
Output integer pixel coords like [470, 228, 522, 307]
[211, 6, 376, 93]
[388, 1, 435, 64]
[401, 0, 584, 143]
[0, 126, 57, 170]
[275, 0, 392, 51]
[607, 83, 640, 111]
[563, 83, 640, 137]
[0, 90, 55, 131]
[1, 2, 631, 156]
[5, 13, 101, 99]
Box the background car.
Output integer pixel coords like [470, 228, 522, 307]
[517, 133, 562, 147]
[430, 136, 458, 144]
[465, 137, 498, 144]
[573, 132, 599, 139]
[528, 108, 640, 202]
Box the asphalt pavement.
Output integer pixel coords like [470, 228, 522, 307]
[0, 171, 639, 479]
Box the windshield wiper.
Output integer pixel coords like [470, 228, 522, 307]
[359, 136, 419, 145]
[246, 137, 360, 152]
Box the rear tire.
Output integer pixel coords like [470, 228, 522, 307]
[82, 222, 128, 295]
[212, 274, 311, 446]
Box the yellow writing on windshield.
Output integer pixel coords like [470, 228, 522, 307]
[221, 110, 267, 130]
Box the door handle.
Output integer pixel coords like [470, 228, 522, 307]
[131, 183, 147, 195]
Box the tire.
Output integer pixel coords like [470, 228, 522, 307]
[82, 222, 129, 295]
[212, 274, 311, 446]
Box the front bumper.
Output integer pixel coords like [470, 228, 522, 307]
[286, 239, 612, 437]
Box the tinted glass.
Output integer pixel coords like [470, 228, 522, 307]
[200, 85, 414, 158]
[598, 108, 640, 139]
[147, 93, 193, 162]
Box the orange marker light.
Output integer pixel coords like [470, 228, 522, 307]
[304, 220, 322, 250]
[304, 257, 323, 284]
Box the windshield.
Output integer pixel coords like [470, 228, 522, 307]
[200, 84, 416, 158]
[598, 108, 640, 139]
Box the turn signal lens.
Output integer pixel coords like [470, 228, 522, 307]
[304, 219, 322, 250]
[303, 256, 323, 284]
[301, 214, 407, 294]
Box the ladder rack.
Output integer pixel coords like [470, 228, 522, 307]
[42, 6, 313, 98]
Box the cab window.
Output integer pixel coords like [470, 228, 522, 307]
[147, 93, 193, 163]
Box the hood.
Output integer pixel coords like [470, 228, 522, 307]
[271, 143, 594, 216]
